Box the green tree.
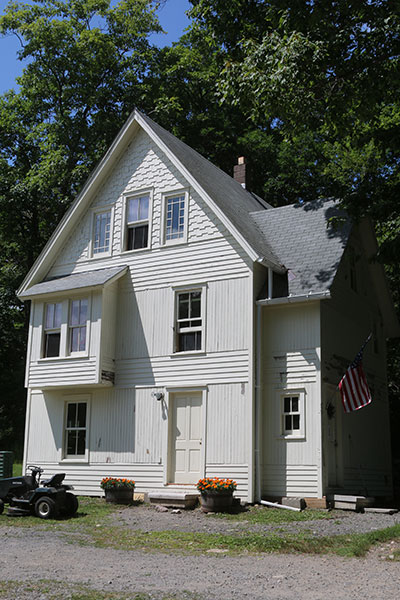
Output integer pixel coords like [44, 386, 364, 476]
[0, 0, 162, 452]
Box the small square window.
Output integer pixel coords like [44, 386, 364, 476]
[280, 391, 305, 438]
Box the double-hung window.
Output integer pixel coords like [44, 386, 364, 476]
[44, 302, 62, 357]
[65, 400, 88, 458]
[69, 299, 88, 353]
[176, 290, 202, 352]
[93, 210, 111, 255]
[280, 390, 305, 438]
[126, 194, 149, 250]
[165, 194, 186, 242]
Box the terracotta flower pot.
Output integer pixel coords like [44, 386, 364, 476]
[104, 488, 134, 504]
[200, 491, 233, 513]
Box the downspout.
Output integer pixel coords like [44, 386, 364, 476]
[255, 268, 273, 502]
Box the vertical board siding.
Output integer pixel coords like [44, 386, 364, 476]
[206, 383, 248, 464]
[207, 278, 249, 352]
[206, 465, 249, 500]
[261, 303, 322, 497]
[321, 231, 392, 497]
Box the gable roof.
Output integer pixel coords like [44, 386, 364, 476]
[251, 199, 351, 296]
[17, 109, 285, 296]
[136, 112, 283, 271]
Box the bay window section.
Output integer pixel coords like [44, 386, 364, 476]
[69, 299, 88, 353]
[126, 194, 149, 250]
[43, 302, 62, 357]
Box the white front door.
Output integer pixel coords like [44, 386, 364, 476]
[169, 392, 202, 484]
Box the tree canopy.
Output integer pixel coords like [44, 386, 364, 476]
[0, 0, 399, 457]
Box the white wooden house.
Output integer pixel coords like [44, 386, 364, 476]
[17, 110, 399, 503]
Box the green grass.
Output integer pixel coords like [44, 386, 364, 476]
[0, 580, 199, 600]
[212, 505, 332, 524]
[12, 462, 22, 476]
[1, 497, 400, 558]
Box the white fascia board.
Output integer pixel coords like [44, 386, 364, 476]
[135, 111, 260, 264]
[17, 114, 140, 296]
[257, 291, 331, 306]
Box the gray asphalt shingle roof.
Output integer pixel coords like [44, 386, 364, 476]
[251, 199, 351, 296]
[139, 111, 284, 272]
[19, 266, 127, 298]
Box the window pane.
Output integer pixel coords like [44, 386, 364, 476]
[293, 414, 300, 430]
[166, 196, 185, 240]
[128, 197, 139, 222]
[77, 430, 86, 455]
[67, 430, 77, 455]
[178, 294, 189, 319]
[93, 211, 111, 253]
[46, 304, 54, 329]
[179, 331, 201, 352]
[284, 397, 291, 413]
[138, 195, 149, 220]
[285, 415, 292, 431]
[77, 403, 87, 428]
[79, 299, 88, 325]
[71, 301, 80, 326]
[71, 328, 79, 352]
[54, 303, 62, 328]
[127, 224, 148, 250]
[45, 333, 60, 357]
[291, 397, 299, 412]
[79, 326, 86, 351]
[67, 403, 77, 428]
[190, 292, 201, 318]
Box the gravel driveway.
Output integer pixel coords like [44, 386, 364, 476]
[1, 504, 400, 600]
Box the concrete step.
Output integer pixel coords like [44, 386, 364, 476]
[148, 490, 199, 509]
[327, 494, 375, 511]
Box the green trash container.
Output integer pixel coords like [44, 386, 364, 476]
[0, 451, 14, 478]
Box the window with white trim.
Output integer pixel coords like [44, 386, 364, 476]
[69, 299, 88, 353]
[93, 210, 111, 255]
[280, 390, 305, 438]
[126, 194, 149, 250]
[43, 302, 62, 357]
[175, 290, 203, 352]
[64, 400, 87, 458]
[165, 194, 186, 243]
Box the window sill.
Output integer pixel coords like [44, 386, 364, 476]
[60, 458, 89, 464]
[171, 350, 206, 358]
[38, 353, 90, 362]
[277, 434, 306, 441]
[88, 252, 112, 260]
[121, 246, 150, 255]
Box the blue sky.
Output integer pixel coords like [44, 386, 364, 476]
[0, 0, 192, 94]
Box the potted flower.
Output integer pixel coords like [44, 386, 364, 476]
[100, 477, 135, 504]
[197, 477, 237, 513]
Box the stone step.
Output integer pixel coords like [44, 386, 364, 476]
[327, 494, 375, 511]
[148, 490, 199, 509]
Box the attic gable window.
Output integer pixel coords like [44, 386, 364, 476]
[126, 194, 149, 251]
[93, 210, 111, 255]
[164, 193, 187, 243]
[43, 302, 62, 357]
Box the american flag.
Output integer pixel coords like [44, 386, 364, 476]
[338, 335, 372, 413]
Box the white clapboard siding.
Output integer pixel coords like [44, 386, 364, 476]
[28, 358, 98, 388]
[262, 465, 319, 497]
[115, 351, 249, 387]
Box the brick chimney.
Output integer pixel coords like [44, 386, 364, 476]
[233, 156, 246, 189]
